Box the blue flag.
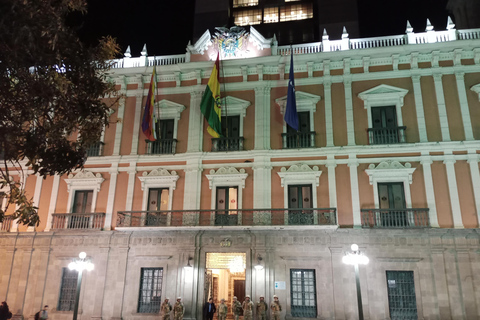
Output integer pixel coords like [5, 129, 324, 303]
[284, 51, 298, 130]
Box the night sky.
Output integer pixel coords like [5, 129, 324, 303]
[73, 0, 451, 57]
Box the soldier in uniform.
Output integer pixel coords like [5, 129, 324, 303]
[174, 297, 184, 320]
[256, 296, 267, 320]
[232, 296, 242, 320]
[270, 295, 281, 320]
[242, 295, 254, 320]
[217, 298, 228, 320]
[161, 298, 172, 320]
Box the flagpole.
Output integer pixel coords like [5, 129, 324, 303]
[219, 49, 229, 149]
[153, 58, 160, 141]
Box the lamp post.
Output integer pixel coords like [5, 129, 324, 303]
[68, 252, 94, 320]
[342, 244, 369, 320]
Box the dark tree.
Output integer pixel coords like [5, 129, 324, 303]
[0, 0, 120, 226]
[0, 301, 12, 320]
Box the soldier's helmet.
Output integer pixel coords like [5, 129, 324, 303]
[166, 298, 170, 300]
[177, 297, 181, 300]
[260, 295, 264, 298]
[273, 295, 278, 298]
[245, 295, 250, 299]
[233, 296, 237, 300]
[221, 298, 225, 302]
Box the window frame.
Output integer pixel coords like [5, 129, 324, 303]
[64, 171, 104, 214]
[57, 267, 78, 312]
[386, 270, 418, 319]
[138, 168, 179, 212]
[290, 269, 317, 318]
[275, 91, 320, 135]
[138, 267, 164, 314]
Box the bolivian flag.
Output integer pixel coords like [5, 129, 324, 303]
[200, 53, 222, 138]
[142, 66, 157, 141]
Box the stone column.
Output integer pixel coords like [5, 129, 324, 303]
[324, 80, 334, 147]
[254, 86, 271, 150]
[113, 76, 127, 156]
[183, 159, 203, 225]
[467, 154, 480, 226]
[187, 91, 204, 153]
[344, 77, 356, 146]
[253, 157, 272, 224]
[348, 158, 361, 227]
[326, 160, 337, 209]
[329, 247, 346, 319]
[124, 165, 137, 212]
[105, 165, 118, 230]
[432, 73, 451, 141]
[444, 156, 464, 228]
[103, 245, 130, 320]
[411, 75, 428, 142]
[130, 92, 144, 155]
[421, 157, 439, 227]
[454, 72, 474, 140]
[456, 248, 477, 318]
[430, 247, 452, 319]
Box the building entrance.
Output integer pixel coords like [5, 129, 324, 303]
[205, 253, 246, 317]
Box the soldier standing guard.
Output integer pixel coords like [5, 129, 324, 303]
[242, 295, 254, 320]
[161, 298, 172, 320]
[270, 295, 281, 320]
[232, 296, 242, 320]
[218, 298, 228, 320]
[256, 296, 267, 320]
[174, 297, 184, 320]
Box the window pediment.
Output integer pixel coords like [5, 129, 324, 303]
[275, 91, 321, 115]
[138, 168, 179, 191]
[358, 84, 408, 108]
[154, 99, 186, 120]
[65, 171, 104, 192]
[470, 83, 480, 101]
[206, 167, 248, 189]
[220, 96, 251, 117]
[365, 161, 415, 185]
[277, 163, 322, 187]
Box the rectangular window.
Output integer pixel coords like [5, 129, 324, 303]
[290, 269, 317, 318]
[285, 112, 312, 148]
[69, 190, 93, 229]
[386, 271, 417, 320]
[280, 3, 313, 22]
[58, 268, 78, 311]
[233, 0, 258, 8]
[234, 9, 262, 26]
[147, 119, 176, 154]
[288, 185, 313, 225]
[146, 188, 169, 226]
[138, 268, 163, 313]
[215, 186, 238, 226]
[263, 7, 279, 23]
[378, 183, 407, 227]
[212, 115, 243, 152]
[369, 106, 405, 144]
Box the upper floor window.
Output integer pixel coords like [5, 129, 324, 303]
[283, 112, 314, 148]
[138, 268, 163, 313]
[233, 0, 258, 8]
[212, 115, 243, 152]
[58, 267, 78, 311]
[378, 182, 407, 227]
[263, 7, 279, 23]
[147, 119, 177, 154]
[234, 9, 262, 26]
[215, 186, 238, 226]
[280, 3, 313, 22]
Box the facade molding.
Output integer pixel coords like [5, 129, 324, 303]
[64, 171, 105, 213]
[206, 167, 248, 211]
[138, 168, 179, 211]
[277, 164, 322, 208]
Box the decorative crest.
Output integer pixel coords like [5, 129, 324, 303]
[213, 27, 249, 59]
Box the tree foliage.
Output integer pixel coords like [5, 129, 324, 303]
[0, 0, 120, 226]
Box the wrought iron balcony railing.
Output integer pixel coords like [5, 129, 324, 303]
[116, 208, 337, 228]
[0, 215, 14, 232]
[367, 126, 406, 145]
[51, 212, 106, 230]
[86, 141, 105, 157]
[281, 131, 316, 149]
[146, 139, 177, 154]
[211, 137, 244, 152]
[361, 208, 430, 228]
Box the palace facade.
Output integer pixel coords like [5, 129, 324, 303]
[2, 18, 480, 320]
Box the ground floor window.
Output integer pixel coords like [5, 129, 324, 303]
[290, 269, 316, 317]
[138, 268, 163, 313]
[58, 268, 78, 311]
[386, 271, 417, 320]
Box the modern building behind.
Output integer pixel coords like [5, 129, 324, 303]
[2, 15, 480, 320]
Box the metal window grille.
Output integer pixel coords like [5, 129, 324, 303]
[58, 268, 78, 311]
[138, 268, 163, 313]
[290, 269, 317, 318]
[386, 271, 418, 320]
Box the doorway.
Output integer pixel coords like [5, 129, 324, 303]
[205, 253, 246, 316]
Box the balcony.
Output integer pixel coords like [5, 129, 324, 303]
[282, 132, 315, 149]
[51, 212, 105, 230]
[0, 215, 14, 232]
[86, 141, 104, 157]
[211, 137, 244, 152]
[116, 208, 336, 228]
[146, 139, 177, 154]
[367, 127, 406, 145]
[361, 208, 430, 228]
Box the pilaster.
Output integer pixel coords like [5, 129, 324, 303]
[187, 91, 204, 152]
[420, 157, 439, 228]
[124, 164, 137, 211]
[344, 77, 355, 146]
[252, 156, 272, 209]
[27, 175, 43, 232]
[254, 86, 271, 150]
[443, 156, 464, 228]
[44, 175, 60, 232]
[113, 76, 127, 156]
[130, 91, 144, 155]
[105, 164, 119, 230]
[467, 154, 480, 227]
[325, 159, 337, 208]
[323, 80, 334, 147]
[183, 159, 203, 213]
[433, 73, 451, 141]
[348, 158, 361, 226]
[411, 75, 428, 142]
[454, 72, 474, 140]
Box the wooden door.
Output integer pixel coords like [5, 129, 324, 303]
[233, 279, 245, 314]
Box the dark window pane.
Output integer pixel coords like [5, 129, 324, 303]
[386, 271, 417, 320]
[58, 268, 78, 311]
[138, 268, 163, 313]
[290, 269, 317, 317]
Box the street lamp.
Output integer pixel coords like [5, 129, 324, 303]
[68, 252, 94, 320]
[342, 244, 369, 320]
